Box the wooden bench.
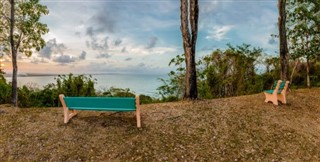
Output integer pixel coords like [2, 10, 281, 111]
[264, 80, 289, 105]
[59, 94, 141, 127]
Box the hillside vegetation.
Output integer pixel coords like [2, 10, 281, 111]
[0, 88, 320, 161]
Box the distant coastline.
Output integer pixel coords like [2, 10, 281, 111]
[3, 72, 165, 77]
[4, 73, 59, 77]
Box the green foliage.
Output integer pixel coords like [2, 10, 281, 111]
[101, 87, 135, 97]
[198, 44, 263, 98]
[139, 94, 154, 104]
[0, 0, 49, 106]
[158, 43, 320, 100]
[157, 54, 185, 100]
[17, 84, 57, 108]
[0, 0, 49, 56]
[99, 87, 157, 104]
[14, 73, 97, 107]
[286, 0, 320, 87]
[36, 84, 59, 107]
[1, 73, 158, 107]
[287, 0, 320, 60]
[289, 60, 320, 88]
[0, 77, 11, 104]
[56, 74, 96, 97]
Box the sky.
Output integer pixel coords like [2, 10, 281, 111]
[2, 0, 279, 75]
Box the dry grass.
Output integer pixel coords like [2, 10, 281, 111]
[1, 88, 320, 161]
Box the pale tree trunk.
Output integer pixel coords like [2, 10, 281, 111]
[278, 0, 289, 80]
[180, 0, 198, 99]
[10, 0, 18, 106]
[305, 21, 311, 88]
[306, 57, 310, 88]
[290, 59, 299, 84]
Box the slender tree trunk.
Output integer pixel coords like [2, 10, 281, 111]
[10, 0, 18, 106]
[278, 0, 289, 80]
[305, 20, 311, 88]
[306, 57, 310, 88]
[290, 59, 299, 84]
[180, 0, 198, 99]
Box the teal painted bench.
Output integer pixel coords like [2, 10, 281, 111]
[59, 94, 141, 127]
[263, 80, 289, 105]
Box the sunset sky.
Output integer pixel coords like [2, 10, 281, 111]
[2, 0, 279, 75]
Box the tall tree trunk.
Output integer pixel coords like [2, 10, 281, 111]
[180, 0, 198, 99]
[305, 20, 310, 88]
[306, 57, 310, 88]
[10, 0, 18, 106]
[278, 0, 289, 80]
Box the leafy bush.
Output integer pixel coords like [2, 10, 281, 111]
[56, 74, 96, 97]
[0, 77, 11, 104]
[139, 94, 155, 104]
[15, 74, 97, 107]
[2, 73, 158, 107]
[101, 87, 135, 97]
[100, 87, 157, 104]
[18, 85, 38, 108]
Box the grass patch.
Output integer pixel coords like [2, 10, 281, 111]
[1, 88, 320, 161]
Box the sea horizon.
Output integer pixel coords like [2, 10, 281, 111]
[3, 71, 166, 77]
[4, 73, 167, 97]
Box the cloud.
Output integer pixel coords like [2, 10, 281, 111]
[53, 55, 76, 64]
[114, 39, 122, 46]
[202, 1, 221, 14]
[200, 44, 218, 52]
[96, 53, 111, 59]
[85, 27, 95, 38]
[125, 57, 132, 61]
[30, 58, 48, 64]
[86, 36, 109, 51]
[39, 38, 67, 59]
[146, 36, 158, 49]
[268, 37, 277, 45]
[75, 32, 81, 38]
[138, 63, 145, 67]
[86, 10, 116, 36]
[206, 25, 234, 41]
[79, 51, 86, 60]
[121, 47, 127, 53]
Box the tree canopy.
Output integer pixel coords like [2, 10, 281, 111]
[0, 0, 49, 106]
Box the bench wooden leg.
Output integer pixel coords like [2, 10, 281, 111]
[59, 94, 77, 123]
[278, 93, 287, 104]
[264, 92, 278, 106]
[135, 95, 141, 128]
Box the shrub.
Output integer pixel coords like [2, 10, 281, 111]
[56, 74, 96, 97]
[0, 77, 11, 104]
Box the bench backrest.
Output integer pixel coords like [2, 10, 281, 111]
[272, 80, 286, 91]
[64, 97, 136, 111]
[266, 80, 289, 94]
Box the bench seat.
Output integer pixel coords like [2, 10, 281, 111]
[59, 94, 141, 127]
[67, 107, 136, 111]
[264, 90, 281, 94]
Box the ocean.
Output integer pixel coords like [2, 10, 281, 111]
[4, 73, 167, 97]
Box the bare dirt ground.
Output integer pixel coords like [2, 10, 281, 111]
[1, 88, 320, 161]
